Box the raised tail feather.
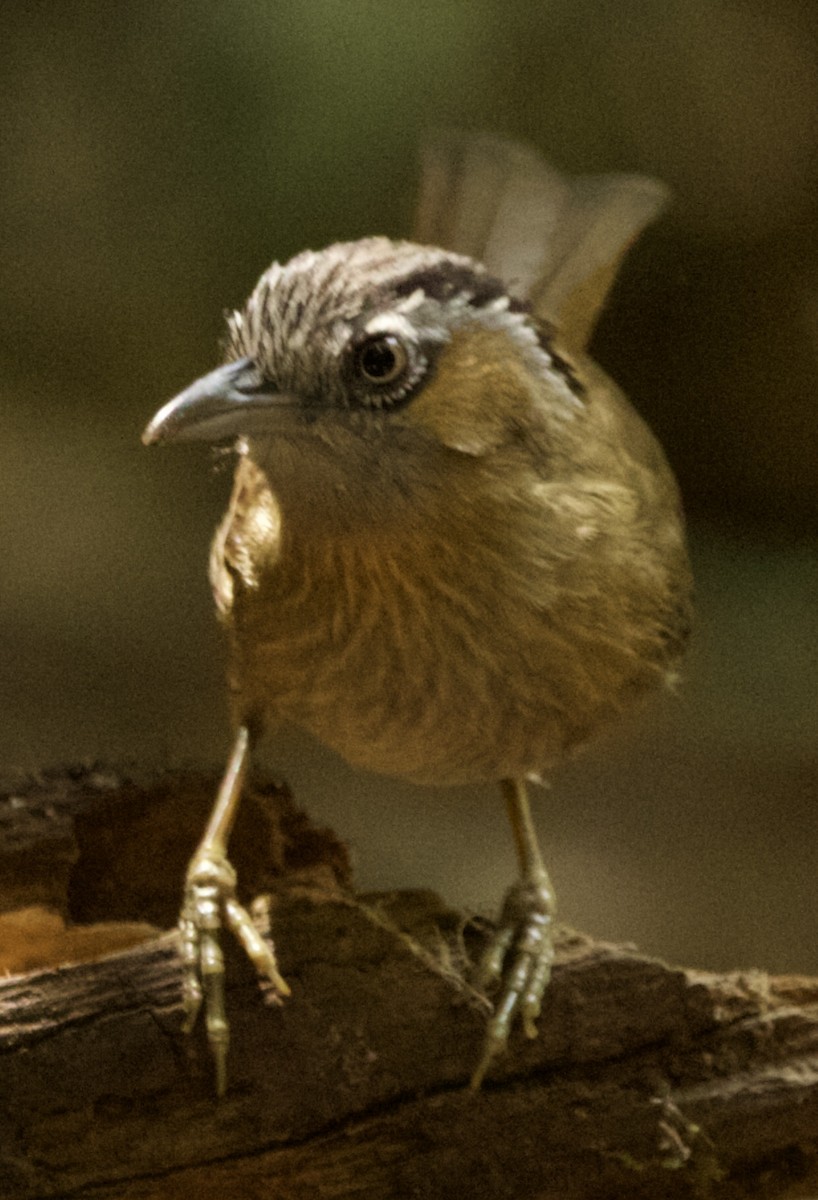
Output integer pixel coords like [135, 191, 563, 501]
[413, 130, 670, 352]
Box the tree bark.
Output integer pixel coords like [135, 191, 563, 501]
[1, 766, 817, 1199]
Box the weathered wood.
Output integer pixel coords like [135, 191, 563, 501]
[1, 769, 817, 1199]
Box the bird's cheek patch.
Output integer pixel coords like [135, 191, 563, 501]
[399, 329, 532, 457]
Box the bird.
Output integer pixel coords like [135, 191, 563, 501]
[143, 130, 692, 1095]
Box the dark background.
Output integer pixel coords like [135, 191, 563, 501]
[2, 1, 816, 973]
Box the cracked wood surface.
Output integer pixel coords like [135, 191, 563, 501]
[1, 767, 817, 1199]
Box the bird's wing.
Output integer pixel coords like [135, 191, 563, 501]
[412, 130, 670, 353]
[209, 456, 282, 616]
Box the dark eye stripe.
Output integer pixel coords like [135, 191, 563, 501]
[532, 318, 585, 398]
[391, 262, 514, 310]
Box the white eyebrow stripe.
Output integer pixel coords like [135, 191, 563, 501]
[393, 287, 427, 313]
[362, 311, 419, 340]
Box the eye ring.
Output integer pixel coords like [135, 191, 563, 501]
[354, 333, 409, 386]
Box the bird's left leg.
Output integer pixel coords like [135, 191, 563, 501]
[179, 723, 290, 1095]
[470, 777, 556, 1088]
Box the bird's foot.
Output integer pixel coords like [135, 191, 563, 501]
[179, 847, 290, 1095]
[470, 869, 556, 1088]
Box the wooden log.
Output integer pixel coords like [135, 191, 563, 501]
[0, 768, 817, 1199]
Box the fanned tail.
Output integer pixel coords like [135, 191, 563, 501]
[413, 130, 670, 352]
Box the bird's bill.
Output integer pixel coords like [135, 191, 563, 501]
[142, 357, 296, 445]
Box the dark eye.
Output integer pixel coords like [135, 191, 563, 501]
[354, 334, 408, 386]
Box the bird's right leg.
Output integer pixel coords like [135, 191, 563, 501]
[179, 723, 290, 1095]
[470, 777, 556, 1088]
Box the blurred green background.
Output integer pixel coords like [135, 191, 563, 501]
[2, 0, 816, 974]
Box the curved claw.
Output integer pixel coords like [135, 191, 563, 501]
[180, 848, 289, 1095]
[470, 872, 556, 1089]
[224, 895, 290, 997]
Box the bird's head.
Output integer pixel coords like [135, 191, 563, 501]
[143, 237, 582, 475]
